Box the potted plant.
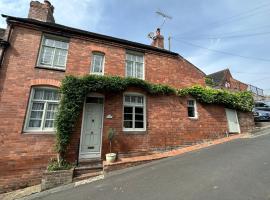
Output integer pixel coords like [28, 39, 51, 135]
[106, 128, 117, 163]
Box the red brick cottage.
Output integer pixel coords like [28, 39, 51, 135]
[0, 1, 254, 193]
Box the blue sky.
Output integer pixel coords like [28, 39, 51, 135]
[1, 0, 270, 94]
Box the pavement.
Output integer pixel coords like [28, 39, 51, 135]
[24, 129, 270, 200]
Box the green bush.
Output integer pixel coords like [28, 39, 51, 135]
[177, 85, 254, 111]
[47, 158, 73, 171]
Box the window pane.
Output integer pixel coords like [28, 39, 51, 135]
[136, 63, 143, 79]
[45, 120, 54, 128]
[135, 114, 143, 121]
[30, 111, 43, 119]
[137, 96, 143, 104]
[188, 100, 195, 106]
[135, 121, 144, 128]
[131, 96, 136, 103]
[124, 114, 133, 121]
[135, 107, 143, 114]
[136, 55, 143, 63]
[40, 46, 54, 65]
[44, 38, 54, 46]
[33, 89, 44, 100]
[29, 120, 41, 128]
[32, 102, 44, 110]
[188, 107, 195, 117]
[124, 106, 133, 113]
[47, 103, 58, 111]
[126, 61, 133, 77]
[53, 49, 67, 67]
[124, 121, 133, 128]
[46, 111, 55, 120]
[42, 90, 59, 101]
[124, 96, 131, 103]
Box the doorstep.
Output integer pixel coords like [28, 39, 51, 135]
[103, 133, 247, 172]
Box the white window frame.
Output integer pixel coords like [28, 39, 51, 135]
[37, 34, 69, 70]
[90, 52, 105, 75]
[24, 87, 60, 133]
[125, 51, 145, 80]
[187, 99, 198, 119]
[123, 92, 146, 132]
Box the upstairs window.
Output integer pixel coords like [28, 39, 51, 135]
[90, 52, 105, 75]
[123, 94, 146, 131]
[38, 35, 69, 70]
[125, 52, 144, 79]
[24, 87, 60, 132]
[187, 99, 197, 118]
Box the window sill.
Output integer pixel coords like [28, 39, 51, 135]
[188, 117, 199, 120]
[35, 66, 66, 72]
[23, 131, 56, 135]
[90, 73, 104, 76]
[123, 130, 147, 135]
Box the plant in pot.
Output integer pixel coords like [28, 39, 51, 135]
[106, 128, 117, 163]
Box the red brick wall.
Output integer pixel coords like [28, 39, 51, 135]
[0, 25, 251, 193]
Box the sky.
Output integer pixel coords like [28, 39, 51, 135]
[0, 0, 270, 94]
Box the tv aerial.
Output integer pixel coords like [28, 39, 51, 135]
[156, 9, 172, 29]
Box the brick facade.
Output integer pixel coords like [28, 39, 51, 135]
[0, 15, 254, 193]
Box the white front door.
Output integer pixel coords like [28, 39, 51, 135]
[80, 97, 104, 159]
[225, 108, 241, 133]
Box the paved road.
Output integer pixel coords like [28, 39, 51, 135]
[35, 132, 270, 200]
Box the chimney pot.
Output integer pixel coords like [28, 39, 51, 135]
[151, 28, 164, 49]
[28, 0, 55, 23]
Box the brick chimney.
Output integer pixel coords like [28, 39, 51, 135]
[151, 28, 164, 49]
[28, 0, 55, 23]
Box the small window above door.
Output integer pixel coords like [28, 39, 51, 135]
[86, 97, 104, 104]
[90, 52, 105, 75]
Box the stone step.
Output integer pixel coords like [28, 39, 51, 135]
[73, 171, 103, 182]
[74, 159, 103, 178]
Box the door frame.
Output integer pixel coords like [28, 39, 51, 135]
[225, 108, 241, 133]
[79, 93, 104, 160]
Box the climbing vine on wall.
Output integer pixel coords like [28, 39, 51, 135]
[177, 85, 254, 112]
[55, 75, 253, 160]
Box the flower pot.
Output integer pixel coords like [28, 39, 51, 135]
[106, 153, 117, 163]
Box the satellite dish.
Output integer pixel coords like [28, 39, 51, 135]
[147, 32, 155, 39]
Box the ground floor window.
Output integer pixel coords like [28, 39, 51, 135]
[24, 87, 60, 132]
[123, 93, 146, 131]
[187, 99, 197, 118]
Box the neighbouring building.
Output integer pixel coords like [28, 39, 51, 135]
[207, 68, 264, 100]
[207, 68, 248, 92]
[0, 1, 254, 193]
